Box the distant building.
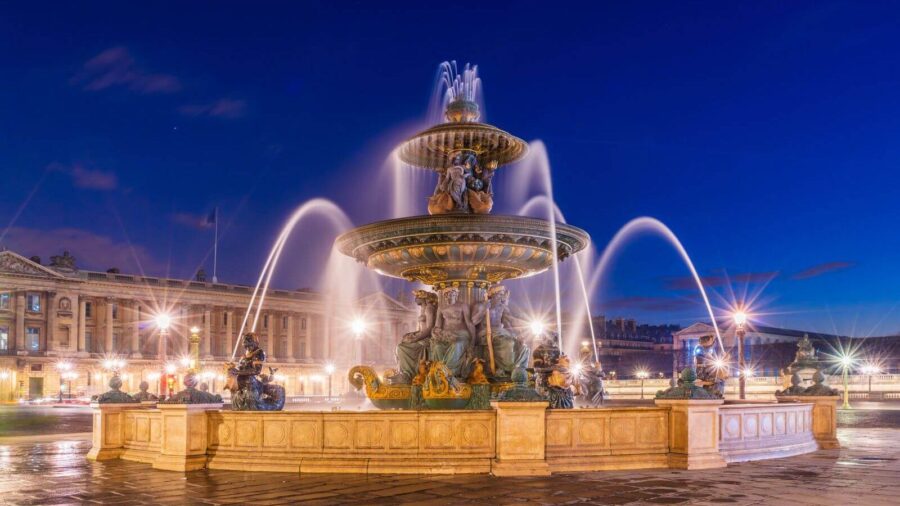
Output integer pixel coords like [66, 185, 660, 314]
[0, 250, 416, 401]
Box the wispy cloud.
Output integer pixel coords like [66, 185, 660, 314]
[179, 98, 247, 119]
[170, 212, 214, 230]
[664, 271, 780, 291]
[601, 296, 698, 312]
[71, 46, 181, 94]
[49, 162, 118, 191]
[0, 227, 163, 274]
[792, 261, 855, 280]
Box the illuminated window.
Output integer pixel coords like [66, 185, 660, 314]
[0, 326, 8, 350]
[26, 293, 40, 312]
[0, 293, 9, 309]
[26, 327, 40, 351]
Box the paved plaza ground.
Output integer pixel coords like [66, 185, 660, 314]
[1, 404, 898, 505]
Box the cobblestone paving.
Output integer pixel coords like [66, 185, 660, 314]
[0, 428, 898, 505]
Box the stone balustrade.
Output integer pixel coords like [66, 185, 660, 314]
[89, 397, 833, 475]
[718, 402, 817, 462]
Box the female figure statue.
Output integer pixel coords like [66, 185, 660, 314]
[430, 286, 476, 378]
[396, 289, 438, 383]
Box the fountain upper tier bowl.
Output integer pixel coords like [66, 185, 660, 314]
[396, 122, 528, 169]
[336, 214, 590, 286]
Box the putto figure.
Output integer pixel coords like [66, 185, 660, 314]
[224, 333, 285, 411]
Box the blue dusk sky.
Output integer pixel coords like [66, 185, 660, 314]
[0, 1, 897, 336]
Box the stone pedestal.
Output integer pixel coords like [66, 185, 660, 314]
[490, 401, 551, 476]
[777, 395, 840, 449]
[655, 399, 726, 470]
[153, 404, 222, 471]
[86, 403, 145, 461]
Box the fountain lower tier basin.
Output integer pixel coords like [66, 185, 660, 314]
[335, 214, 590, 285]
[90, 399, 830, 475]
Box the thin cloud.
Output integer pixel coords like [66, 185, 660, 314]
[792, 261, 855, 280]
[0, 227, 163, 274]
[71, 46, 181, 94]
[170, 212, 214, 230]
[49, 162, 118, 191]
[664, 271, 780, 291]
[179, 98, 247, 119]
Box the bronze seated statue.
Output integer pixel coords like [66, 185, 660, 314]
[224, 333, 285, 411]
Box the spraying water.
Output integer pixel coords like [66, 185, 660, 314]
[517, 195, 599, 361]
[231, 198, 356, 360]
[589, 217, 725, 352]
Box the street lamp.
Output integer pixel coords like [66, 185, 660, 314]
[155, 313, 172, 361]
[636, 370, 649, 400]
[350, 317, 367, 338]
[325, 363, 336, 399]
[861, 363, 881, 399]
[733, 310, 748, 400]
[55, 361, 72, 402]
[839, 354, 853, 409]
[529, 319, 546, 336]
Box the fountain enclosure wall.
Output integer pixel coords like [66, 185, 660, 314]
[88, 397, 837, 475]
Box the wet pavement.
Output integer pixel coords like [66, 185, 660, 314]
[1, 403, 899, 504]
[0, 405, 92, 437]
[0, 428, 896, 505]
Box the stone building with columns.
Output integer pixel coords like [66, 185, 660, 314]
[0, 250, 416, 401]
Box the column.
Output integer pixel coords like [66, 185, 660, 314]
[78, 298, 87, 353]
[286, 313, 295, 361]
[303, 313, 311, 359]
[225, 309, 235, 358]
[266, 312, 276, 361]
[46, 291, 56, 353]
[15, 292, 25, 351]
[104, 298, 114, 353]
[130, 302, 142, 358]
[202, 307, 212, 359]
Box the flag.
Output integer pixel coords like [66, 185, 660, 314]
[205, 208, 217, 227]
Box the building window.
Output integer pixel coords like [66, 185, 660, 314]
[113, 333, 121, 351]
[111, 303, 118, 320]
[85, 330, 93, 352]
[0, 293, 9, 309]
[85, 302, 93, 318]
[26, 327, 40, 351]
[223, 313, 228, 325]
[27, 293, 40, 312]
[264, 315, 269, 329]
[0, 326, 8, 350]
[282, 316, 288, 329]
[301, 318, 307, 330]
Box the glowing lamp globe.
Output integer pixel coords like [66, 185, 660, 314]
[733, 311, 747, 327]
[155, 313, 172, 331]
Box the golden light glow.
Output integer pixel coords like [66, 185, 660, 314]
[155, 313, 172, 331]
[635, 370, 649, 379]
[164, 363, 177, 374]
[350, 317, 367, 336]
[190, 326, 200, 334]
[529, 319, 546, 336]
[324, 363, 336, 375]
[733, 310, 748, 327]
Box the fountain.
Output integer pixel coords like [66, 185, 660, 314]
[337, 63, 590, 409]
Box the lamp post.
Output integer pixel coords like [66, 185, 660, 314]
[733, 311, 748, 400]
[56, 361, 72, 402]
[325, 363, 335, 400]
[862, 363, 880, 399]
[351, 317, 367, 363]
[636, 370, 649, 400]
[840, 355, 853, 409]
[155, 313, 172, 396]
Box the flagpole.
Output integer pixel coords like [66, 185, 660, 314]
[212, 207, 218, 283]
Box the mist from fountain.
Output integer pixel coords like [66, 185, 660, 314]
[508, 142, 565, 349]
[231, 198, 364, 360]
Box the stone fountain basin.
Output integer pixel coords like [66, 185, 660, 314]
[335, 214, 590, 286]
